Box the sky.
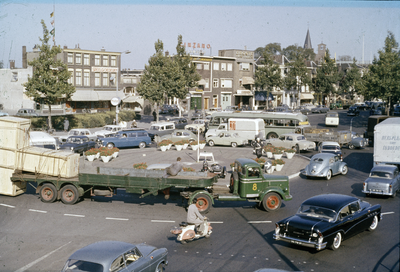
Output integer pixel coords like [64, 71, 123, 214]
[1, 0, 399, 70]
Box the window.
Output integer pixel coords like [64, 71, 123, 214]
[75, 69, 82, 86]
[239, 78, 243, 87]
[83, 54, 90, 65]
[204, 63, 210, 70]
[213, 78, 219, 88]
[75, 53, 81, 64]
[103, 55, 109, 66]
[227, 63, 232, 71]
[213, 62, 219, 70]
[95, 55, 100, 66]
[83, 70, 90, 86]
[95, 72, 101, 86]
[67, 53, 74, 64]
[221, 63, 226, 71]
[205, 78, 209, 89]
[220, 79, 232, 88]
[68, 69, 74, 84]
[196, 63, 202, 70]
[111, 73, 116, 85]
[11, 72, 18, 82]
[111, 55, 117, 66]
[102, 72, 109, 86]
[239, 62, 250, 71]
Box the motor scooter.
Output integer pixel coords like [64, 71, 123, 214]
[170, 218, 212, 244]
[200, 160, 226, 178]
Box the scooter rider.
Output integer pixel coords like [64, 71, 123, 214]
[187, 198, 206, 232]
[252, 137, 263, 159]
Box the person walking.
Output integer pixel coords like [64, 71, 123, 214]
[63, 118, 69, 132]
[153, 110, 157, 121]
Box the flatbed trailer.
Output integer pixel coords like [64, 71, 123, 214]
[302, 127, 351, 146]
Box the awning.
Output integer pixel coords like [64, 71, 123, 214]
[123, 95, 143, 103]
[198, 79, 208, 85]
[97, 91, 125, 101]
[242, 77, 255, 85]
[70, 90, 125, 101]
[300, 93, 314, 100]
[234, 90, 253, 96]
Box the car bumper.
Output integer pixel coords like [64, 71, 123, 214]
[362, 189, 393, 196]
[273, 234, 327, 250]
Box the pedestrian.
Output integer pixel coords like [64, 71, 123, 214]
[63, 118, 69, 132]
[163, 157, 183, 178]
[153, 110, 157, 121]
[112, 118, 116, 125]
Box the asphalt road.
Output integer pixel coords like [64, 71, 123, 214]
[0, 110, 398, 272]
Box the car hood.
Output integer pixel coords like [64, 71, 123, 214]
[95, 130, 113, 135]
[59, 143, 76, 149]
[321, 150, 341, 155]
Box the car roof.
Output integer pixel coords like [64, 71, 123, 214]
[281, 133, 302, 137]
[67, 135, 89, 139]
[371, 165, 397, 173]
[150, 122, 175, 126]
[311, 153, 336, 159]
[320, 141, 340, 146]
[302, 194, 358, 211]
[68, 241, 135, 265]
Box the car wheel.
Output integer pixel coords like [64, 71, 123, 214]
[348, 143, 355, 149]
[231, 142, 238, 148]
[60, 185, 79, 205]
[208, 140, 215, 147]
[293, 145, 299, 153]
[329, 232, 342, 250]
[262, 192, 282, 212]
[368, 215, 378, 231]
[106, 143, 114, 149]
[326, 170, 332, 180]
[341, 165, 348, 175]
[267, 132, 278, 139]
[195, 193, 212, 214]
[139, 142, 146, 149]
[155, 262, 163, 272]
[39, 183, 57, 203]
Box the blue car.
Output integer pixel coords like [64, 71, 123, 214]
[59, 135, 96, 154]
[99, 129, 151, 149]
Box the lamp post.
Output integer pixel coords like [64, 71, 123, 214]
[115, 50, 131, 124]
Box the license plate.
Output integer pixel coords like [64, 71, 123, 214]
[290, 240, 303, 245]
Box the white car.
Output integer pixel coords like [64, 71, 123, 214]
[59, 128, 97, 143]
[95, 125, 125, 138]
[325, 111, 339, 126]
[185, 119, 209, 133]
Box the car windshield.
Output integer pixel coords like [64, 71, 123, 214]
[370, 171, 393, 179]
[69, 130, 80, 136]
[104, 127, 113, 131]
[297, 205, 337, 222]
[296, 135, 306, 141]
[62, 259, 103, 272]
[322, 145, 340, 150]
[327, 113, 338, 117]
[67, 138, 82, 143]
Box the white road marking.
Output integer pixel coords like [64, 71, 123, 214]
[14, 241, 71, 272]
[381, 212, 395, 215]
[106, 217, 129, 221]
[151, 220, 175, 223]
[29, 209, 47, 213]
[0, 203, 15, 208]
[248, 221, 272, 224]
[208, 221, 223, 224]
[64, 214, 85, 217]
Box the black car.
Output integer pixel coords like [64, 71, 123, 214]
[59, 135, 96, 154]
[273, 194, 381, 251]
[347, 106, 360, 116]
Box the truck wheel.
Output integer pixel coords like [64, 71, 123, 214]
[231, 142, 238, 148]
[40, 183, 57, 203]
[195, 193, 212, 214]
[262, 192, 281, 212]
[208, 140, 215, 146]
[106, 143, 114, 149]
[267, 132, 278, 139]
[139, 142, 146, 149]
[60, 185, 79, 205]
[229, 172, 239, 193]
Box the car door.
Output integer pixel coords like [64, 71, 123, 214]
[214, 133, 225, 145]
[128, 132, 138, 147]
[337, 201, 370, 239]
[284, 136, 293, 149]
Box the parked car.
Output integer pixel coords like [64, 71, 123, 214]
[293, 106, 311, 115]
[393, 105, 400, 116]
[168, 117, 188, 129]
[146, 122, 175, 140]
[0, 111, 9, 117]
[223, 105, 239, 112]
[348, 132, 368, 149]
[362, 165, 400, 197]
[263, 133, 316, 153]
[273, 194, 381, 251]
[98, 129, 151, 149]
[301, 153, 348, 180]
[318, 141, 342, 161]
[274, 104, 292, 113]
[311, 105, 329, 113]
[207, 132, 248, 147]
[95, 125, 125, 138]
[347, 106, 360, 116]
[61, 241, 168, 272]
[191, 109, 204, 120]
[59, 128, 97, 143]
[159, 129, 196, 143]
[15, 108, 38, 117]
[59, 135, 96, 154]
[325, 111, 339, 126]
[185, 119, 209, 133]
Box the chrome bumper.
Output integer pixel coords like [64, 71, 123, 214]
[273, 234, 327, 250]
[362, 189, 392, 196]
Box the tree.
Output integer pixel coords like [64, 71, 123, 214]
[0, 60, 3, 69]
[312, 49, 339, 105]
[254, 51, 283, 109]
[284, 52, 311, 106]
[338, 58, 364, 101]
[254, 43, 282, 59]
[282, 45, 315, 61]
[364, 31, 400, 113]
[173, 35, 201, 116]
[23, 20, 75, 130]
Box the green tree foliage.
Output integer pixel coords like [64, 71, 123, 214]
[254, 43, 282, 59]
[284, 52, 311, 105]
[338, 58, 364, 100]
[281, 45, 315, 61]
[364, 31, 400, 107]
[0, 60, 3, 69]
[254, 51, 283, 108]
[313, 49, 339, 102]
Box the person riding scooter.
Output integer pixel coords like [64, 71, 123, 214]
[187, 198, 206, 232]
[252, 137, 263, 159]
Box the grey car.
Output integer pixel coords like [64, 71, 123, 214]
[16, 108, 39, 117]
[301, 153, 348, 180]
[263, 133, 316, 152]
[207, 132, 248, 147]
[362, 165, 400, 197]
[348, 132, 368, 149]
[159, 129, 197, 143]
[311, 105, 329, 113]
[61, 241, 168, 272]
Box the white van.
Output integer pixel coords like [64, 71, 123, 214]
[29, 131, 59, 150]
[325, 111, 339, 126]
[228, 118, 266, 141]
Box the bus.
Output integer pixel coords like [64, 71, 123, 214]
[208, 111, 310, 139]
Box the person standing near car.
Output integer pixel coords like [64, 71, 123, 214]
[63, 118, 69, 132]
[153, 110, 157, 121]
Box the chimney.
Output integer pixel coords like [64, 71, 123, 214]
[165, 50, 169, 56]
[22, 46, 27, 68]
[9, 60, 15, 69]
[63, 45, 68, 49]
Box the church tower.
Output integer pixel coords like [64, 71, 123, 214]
[304, 29, 312, 50]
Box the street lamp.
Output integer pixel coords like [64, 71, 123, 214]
[114, 50, 131, 124]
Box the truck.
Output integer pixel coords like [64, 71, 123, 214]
[1, 117, 292, 213]
[301, 126, 351, 147]
[205, 118, 265, 142]
[373, 117, 400, 166]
